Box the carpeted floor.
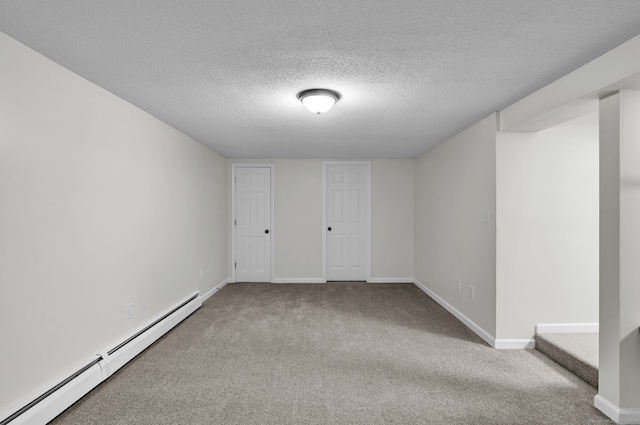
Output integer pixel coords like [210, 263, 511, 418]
[534, 332, 599, 389]
[50, 282, 608, 424]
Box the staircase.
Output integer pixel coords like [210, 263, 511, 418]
[534, 332, 599, 388]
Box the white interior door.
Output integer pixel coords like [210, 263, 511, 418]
[326, 164, 370, 281]
[235, 167, 271, 282]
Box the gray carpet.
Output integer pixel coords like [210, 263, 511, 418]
[534, 333, 599, 389]
[50, 283, 607, 424]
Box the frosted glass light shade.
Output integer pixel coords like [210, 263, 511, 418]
[301, 95, 336, 114]
[297, 89, 341, 114]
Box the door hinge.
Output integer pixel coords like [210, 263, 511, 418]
[234, 176, 237, 183]
[234, 219, 236, 226]
[234, 262, 236, 269]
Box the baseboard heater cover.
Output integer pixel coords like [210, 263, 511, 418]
[0, 358, 103, 425]
[1, 292, 201, 425]
[101, 294, 201, 377]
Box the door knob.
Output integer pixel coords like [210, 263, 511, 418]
[265, 229, 269, 234]
[327, 227, 332, 231]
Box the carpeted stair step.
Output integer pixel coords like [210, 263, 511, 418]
[534, 333, 598, 389]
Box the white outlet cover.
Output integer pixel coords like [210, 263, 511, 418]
[125, 303, 133, 320]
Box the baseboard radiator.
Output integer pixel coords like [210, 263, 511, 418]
[1, 293, 201, 425]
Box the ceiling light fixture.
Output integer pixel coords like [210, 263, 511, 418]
[297, 89, 341, 114]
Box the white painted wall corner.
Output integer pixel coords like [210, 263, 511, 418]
[200, 278, 231, 302]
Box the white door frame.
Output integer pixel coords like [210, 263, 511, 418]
[231, 163, 275, 283]
[322, 161, 372, 282]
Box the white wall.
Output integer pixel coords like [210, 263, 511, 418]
[496, 113, 599, 340]
[598, 91, 640, 410]
[0, 32, 228, 415]
[229, 159, 414, 281]
[371, 159, 414, 280]
[273, 160, 323, 279]
[414, 114, 497, 338]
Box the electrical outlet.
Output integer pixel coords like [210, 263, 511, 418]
[469, 286, 475, 300]
[457, 279, 462, 291]
[125, 303, 133, 320]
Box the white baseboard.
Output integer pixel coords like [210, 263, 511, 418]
[200, 278, 231, 302]
[271, 278, 325, 283]
[412, 279, 496, 348]
[367, 278, 414, 283]
[536, 323, 599, 334]
[595, 394, 640, 424]
[1, 292, 203, 425]
[494, 339, 536, 349]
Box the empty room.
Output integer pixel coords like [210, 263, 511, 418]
[2, 2, 640, 424]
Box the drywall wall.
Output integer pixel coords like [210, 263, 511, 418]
[496, 113, 599, 341]
[0, 32, 228, 416]
[414, 114, 497, 338]
[371, 160, 414, 280]
[598, 91, 640, 410]
[272, 160, 324, 279]
[229, 159, 414, 281]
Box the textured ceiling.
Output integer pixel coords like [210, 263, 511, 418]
[1, 1, 640, 159]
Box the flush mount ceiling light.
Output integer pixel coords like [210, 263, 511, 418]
[297, 89, 341, 114]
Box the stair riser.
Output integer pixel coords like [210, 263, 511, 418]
[535, 336, 598, 389]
